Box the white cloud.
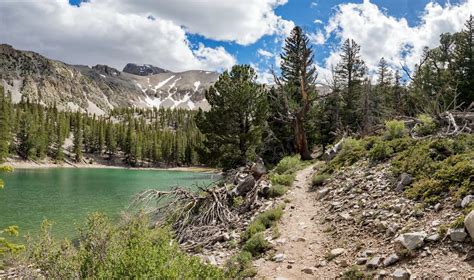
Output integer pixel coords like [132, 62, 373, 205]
[111, 0, 294, 45]
[323, 0, 473, 73]
[309, 30, 326, 45]
[0, 0, 293, 72]
[310, 2, 318, 8]
[313, 19, 324, 24]
[257, 49, 274, 58]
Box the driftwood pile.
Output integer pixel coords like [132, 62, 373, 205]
[130, 160, 272, 251]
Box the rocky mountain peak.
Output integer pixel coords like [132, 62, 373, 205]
[122, 63, 169, 76]
[91, 64, 121, 77]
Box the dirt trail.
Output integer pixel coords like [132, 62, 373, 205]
[256, 164, 340, 279]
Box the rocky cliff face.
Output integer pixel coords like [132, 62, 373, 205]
[122, 63, 169, 76]
[0, 44, 218, 114]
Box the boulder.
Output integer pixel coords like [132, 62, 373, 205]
[395, 231, 426, 250]
[461, 195, 474, 208]
[235, 173, 255, 195]
[392, 268, 410, 280]
[465, 210, 474, 239]
[395, 173, 413, 192]
[449, 228, 467, 242]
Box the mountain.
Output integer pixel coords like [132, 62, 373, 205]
[122, 63, 169, 76]
[0, 44, 219, 115]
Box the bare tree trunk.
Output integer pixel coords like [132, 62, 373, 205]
[294, 116, 312, 160]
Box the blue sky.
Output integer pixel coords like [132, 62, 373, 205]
[1, 0, 471, 82]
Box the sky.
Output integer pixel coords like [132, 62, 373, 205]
[0, 0, 472, 83]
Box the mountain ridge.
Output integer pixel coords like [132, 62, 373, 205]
[0, 44, 218, 115]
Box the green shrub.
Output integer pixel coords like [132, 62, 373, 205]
[267, 185, 288, 198]
[242, 233, 270, 257]
[450, 215, 465, 229]
[413, 114, 437, 136]
[327, 138, 365, 171]
[273, 155, 301, 175]
[269, 173, 295, 186]
[26, 213, 224, 279]
[368, 142, 394, 162]
[384, 120, 407, 140]
[404, 178, 442, 204]
[312, 173, 330, 187]
[224, 251, 256, 278]
[391, 141, 436, 178]
[342, 266, 368, 280]
[242, 204, 285, 241]
[387, 137, 414, 153]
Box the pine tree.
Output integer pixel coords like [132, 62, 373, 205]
[0, 86, 11, 163]
[335, 39, 366, 131]
[273, 26, 318, 160]
[455, 15, 474, 108]
[196, 65, 268, 170]
[73, 112, 83, 162]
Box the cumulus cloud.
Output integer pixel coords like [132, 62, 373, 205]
[322, 0, 473, 73]
[0, 0, 292, 72]
[111, 0, 294, 45]
[309, 30, 326, 45]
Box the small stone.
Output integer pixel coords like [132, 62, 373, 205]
[395, 231, 426, 250]
[287, 264, 293, 269]
[296, 237, 306, 242]
[316, 188, 330, 199]
[356, 258, 367, 265]
[392, 268, 410, 280]
[273, 253, 286, 263]
[339, 212, 351, 220]
[434, 203, 442, 212]
[461, 195, 474, 208]
[448, 267, 458, 273]
[366, 256, 382, 269]
[301, 267, 315, 274]
[465, 210, 474, 239]
[330, 248, 346, 258]
[287, 260, 296, 264]
[449, 227, 467, 242]
[426, 233, 440, 242]
[383, 253, 399, 267]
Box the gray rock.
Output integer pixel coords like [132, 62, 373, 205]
[461, 195, 474, 208]
[395, 231, 426, 250]
[235, 173, 256, 195]
[301, 267, 315, 274]
[366, 256, 382, 269]
[356, 258, 367, 265]
[392, 268, 410, 280]
[316, 188, 330, 200]
[330, 248, 346, 258]
[449, 227, 467, 242]
[465, 210, 474, 239]
[434, 203, 442, 212]
[396, 173, 413, 192]
[383, 253, 399, 267]
[272, 253, 286, 263]
[426, 233, 440, 242]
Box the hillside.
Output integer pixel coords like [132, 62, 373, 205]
[0, 44, 219, 114]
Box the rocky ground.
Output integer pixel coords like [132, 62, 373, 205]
[254, 161, 474, 279]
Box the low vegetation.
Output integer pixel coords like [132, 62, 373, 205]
[323, 121, 473, 205]
[22, 213, 224, 279]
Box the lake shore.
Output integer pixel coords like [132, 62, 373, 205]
[2, 157, 220, 173]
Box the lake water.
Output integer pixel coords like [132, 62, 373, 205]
[0, 168, 218, 238]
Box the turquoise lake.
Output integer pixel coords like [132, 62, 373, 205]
[0, 168, 218, 239]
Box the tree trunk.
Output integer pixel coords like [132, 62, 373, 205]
[293, 116, 312, 160]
